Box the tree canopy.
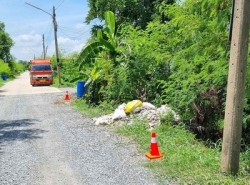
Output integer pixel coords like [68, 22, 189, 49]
[85, 0, 175, 29]
[0, 22, 14, 62]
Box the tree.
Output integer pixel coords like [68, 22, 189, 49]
[119, 0, 231, 139]
[85, 0, 176, 30]
[0, 22, 14, 62]
[75, 11, 132, 103]
[0, 59, 11, 75]
[76, 11, 127, 83]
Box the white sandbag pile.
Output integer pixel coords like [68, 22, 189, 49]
[93, 101, 180, 128]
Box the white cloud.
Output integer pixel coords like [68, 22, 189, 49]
[58, 37, 71, 44]
[14, 33, 42, 47]
[11, 33, 45, 60]
[10, 30, 89, 61]
[71, 43, 85, 53]
[57, 36, 86, 53]
[43, 36, 87, 58]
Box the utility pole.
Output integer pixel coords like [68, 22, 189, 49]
[46, 46, 48, 57]
[221, 0, 250, 174]
[42, 34, 45, 59]
[52, 6, 61, 85]
[25, 2, 61, 85]
[228, 0, 235, 43]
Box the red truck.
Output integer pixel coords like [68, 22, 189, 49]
[29, 59, 53, 86]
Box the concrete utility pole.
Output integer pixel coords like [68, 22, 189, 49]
[228, 0, 235, 43]
[221, 0, 250, 174]
[52, 6, 61, 85]
[42, 34, 46, 59]
[25, 2, 61, 85]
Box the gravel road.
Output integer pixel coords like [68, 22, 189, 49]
[0, 72, 175, 185]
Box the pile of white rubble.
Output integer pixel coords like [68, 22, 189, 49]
[93, 102, 180, 128]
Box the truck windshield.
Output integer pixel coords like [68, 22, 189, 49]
[31, 65, 51, 71]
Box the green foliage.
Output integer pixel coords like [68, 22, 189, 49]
[11, 61, 26, 76]
[0, 59, 11, 76]
[72, 98, 113, 117]
[148, 0, 231, 140]
[0, 59, 26, 80]
[71, 0, 250, 146]
[75, 11, 132, 104]
[0, 22, 14, 62]
[69, 0, 250, 180]
[18, 60, 29, 70]
[47, 51, 81, 87]
[86, 0, 176, 30]
[120, 24, 172, 103]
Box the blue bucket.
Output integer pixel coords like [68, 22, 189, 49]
[2, 75, 7, 81]
[77, 81, 86, 98]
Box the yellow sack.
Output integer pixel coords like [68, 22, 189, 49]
[125, 100, 142, 113]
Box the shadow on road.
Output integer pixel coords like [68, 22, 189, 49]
[0, 119, 47, 154]
[0, 90, 6, 97]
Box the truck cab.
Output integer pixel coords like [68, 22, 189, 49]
[29, 59, 53, 86]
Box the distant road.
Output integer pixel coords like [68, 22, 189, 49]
[0, 71, 61, 96]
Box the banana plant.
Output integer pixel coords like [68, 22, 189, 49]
[74, 11, 130, 85]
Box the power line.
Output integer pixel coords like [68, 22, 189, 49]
[58, 25, 89, 34]
[44, 20, 53, 37]
[58, 27, 91, 38]
[45, 21, 53, 44]
[56, 20, 99, 39]
[55, 0, 66, 9]
[58, 27, 91, 40]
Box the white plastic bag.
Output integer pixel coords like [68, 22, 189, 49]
[142, 102, 156, 110]
[112, 108, 126, 121]
[94, 115, 113, 125]
[117, 103, 126, 111]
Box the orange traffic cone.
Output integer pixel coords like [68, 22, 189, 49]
[145, 132, 163, 160]
[64, 91, 70, 100]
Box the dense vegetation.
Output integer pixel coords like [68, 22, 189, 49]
[75, 0, 239, 145]
[0, 22, 13, 62]
[74, 0, 250, 179]
[85, 0, 175, 31]
[0, 22, 27, 80]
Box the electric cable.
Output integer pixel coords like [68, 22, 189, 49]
[58, 27, 91, 40]
[45, 21, 53, 44]
[55, 0, 66, 9]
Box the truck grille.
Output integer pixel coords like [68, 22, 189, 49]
[37, 77, 48, 79]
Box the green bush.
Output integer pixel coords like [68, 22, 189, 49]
[0, 59, 11, 76]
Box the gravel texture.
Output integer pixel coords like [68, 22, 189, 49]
[0, 91, 177, 185]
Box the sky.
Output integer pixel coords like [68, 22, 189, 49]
[0, 0, 96, 61]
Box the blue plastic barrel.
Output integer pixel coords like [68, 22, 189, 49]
[77, 81, 86, 98]
[2, 75, 7, 81]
